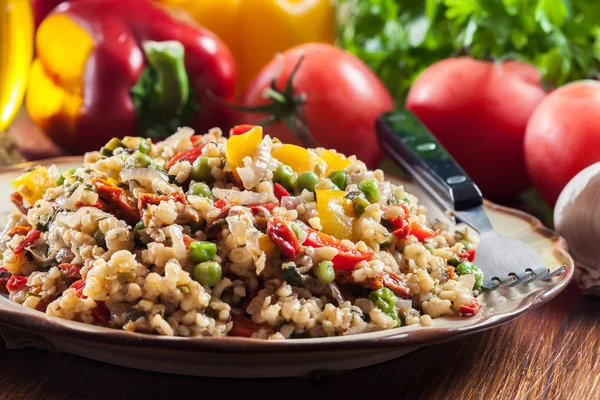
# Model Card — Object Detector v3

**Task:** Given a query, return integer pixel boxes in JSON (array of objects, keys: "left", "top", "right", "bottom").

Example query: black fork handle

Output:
[{"left": 376, "top": 110, "right": 483, "bottom": 212}]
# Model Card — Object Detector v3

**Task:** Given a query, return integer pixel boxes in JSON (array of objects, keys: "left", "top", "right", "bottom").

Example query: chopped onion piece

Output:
[
  {"left": 212, "top": 188, "right": 269, "bottom": 205},
  {"left": 120, "top": 168, "right": 168, "bottom": 186}
]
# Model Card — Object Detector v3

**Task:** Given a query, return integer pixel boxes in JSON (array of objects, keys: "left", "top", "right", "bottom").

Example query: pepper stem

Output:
[{"left": 142, "top": 40, "right": 190, "bottom": 116}]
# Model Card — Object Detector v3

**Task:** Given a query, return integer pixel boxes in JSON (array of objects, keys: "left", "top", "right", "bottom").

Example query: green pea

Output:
[
  {"left": 57, "top": 168, "right": 76, "bottom": 186},
  {"left": 353, "top": 196, "right": 370, "bottom": 217},
  {"left": 358, "top": 179, "right": 380, "bottom": 203},
  {"left": 189, "top": 241, "right": 217, "bottom": 263},
  {"left": 327, "top": 170, "right": 347, "bottom": 190},
  {"left": 369, "top": 287, "right": 401, "bottom": 326},
  {"left": 191, "top": 156, "right": 212, "bottom": 182},
  {"left": 193, "top": 261, "right": 222, "bottom": 287},
  {"left": 187, "top": 182, "right": 212, "bottom": 198},
  {"left": 138, "top": 139, "right": 151, "bottom": 154},
  {"left": 297, "top": 171, "right": 319, "bottom": 192},
  {"left": 456, "top": 261, "right": 484, "bottom": 290},
  {"left": 133, "top": 221, "right": 145, "bottom": 245},
  {"left": 125, "top": 151, "right": 153, "bottom": 169},
  {"left": 314, "top": 260, "right": 335, "bottom": 284},
  {"left": 94, "top": 228, "right": 107, "bottom": 250},
  {"left": 274, "top": 164, "right": 295, "bottom": 191},
  {"left": 100, "top": 138, "right": 126, "bottom": 157}
]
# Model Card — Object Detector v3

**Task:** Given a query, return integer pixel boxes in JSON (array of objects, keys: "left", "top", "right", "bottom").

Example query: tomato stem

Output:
[{"left": 205, "top": 54, "right": 319, "bottom": 146}]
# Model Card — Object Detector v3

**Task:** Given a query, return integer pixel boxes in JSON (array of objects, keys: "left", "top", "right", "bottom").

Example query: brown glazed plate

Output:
[{"left": 0, "top": 157, "right": 574, "bottom": 378}]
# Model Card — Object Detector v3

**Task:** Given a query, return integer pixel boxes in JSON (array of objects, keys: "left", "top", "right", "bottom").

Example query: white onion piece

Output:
[
  {"left": 237, "top": 137, "right": 274, "bottom": 190},
  {"left": 121, "top": 167, "right": 168, "bottom": 186},
  {"left": 212, "top": 188, "right": 269, "bottom": 205},
  {"left": 58, "top": 184, "right": 87, "bottom": 210},
  {"left": 396, "top": 298, "right": 413, "bottom": 312},
  {"left": 554, "top": 162, "right": 600, "bottom": 296},
  {"left": 165, "top": 225, "right": 187, "bottom": 265},
  {"left": 281, "top": 196, "right": 302, "bottom": 210}
]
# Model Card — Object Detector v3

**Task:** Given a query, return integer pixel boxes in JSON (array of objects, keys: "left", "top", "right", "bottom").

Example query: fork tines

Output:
[{"left": 487, "top": 266, "right": 567, "bottom": 291}]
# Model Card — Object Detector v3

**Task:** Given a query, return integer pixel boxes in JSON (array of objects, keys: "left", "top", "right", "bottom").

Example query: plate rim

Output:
[{"left": 0, "top": 156, "right": 574, "bottom": 354}]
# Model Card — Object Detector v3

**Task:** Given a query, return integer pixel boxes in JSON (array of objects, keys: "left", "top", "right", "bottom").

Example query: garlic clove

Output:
[{"left": 554, "top": 162, "right": 600, "bottom": 296}]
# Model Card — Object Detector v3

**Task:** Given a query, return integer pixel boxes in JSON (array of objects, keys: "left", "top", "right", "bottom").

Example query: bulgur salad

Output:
[{"left": 0, "top": 125, "right": 484, "bottom": 339}]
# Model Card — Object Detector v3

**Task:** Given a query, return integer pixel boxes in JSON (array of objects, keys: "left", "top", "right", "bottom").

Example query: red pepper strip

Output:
[
  {"left": 230, "top": 125, "right": 256, "bottom": 136},
  {"left": 273, "top": 183, "right": 290, "bottom": 201},
  {"left": 460, "top": 299, "right": 482, "bottom": 316},
  {"left": 364, "top": 272, "right": 411, "bottom": 299},
  {"left": 8, "top": 225, "right": 32, "bottom": 237},
  {"left": 462, "top": 249, "right": 476, "bottom": 262},
  {"left": 70, "top": 279, "right": 87, "bottom": 299},
  {"left": 166, "top": 145, "right": 206, "bottom": 171},
  {"left": 248, "top": 203, "right": 277, "bottom": 214},
  {"left": 300, "top": 224, "right": 373, "bottom": 272},
  {"left": 59, "top": 263, "right": 82, "bottom": 280},
  {"left": 13, "top": 228, "right": 41, "bottom": 255},
  {"left": 91, "top": 178, "right": 140, "bottom": 223},
  {"left": 91, "top": 301, "right": 110, "bottom": 326},
  {"left": 212, "top": 198, "right": 233, "bottom": 219},
  {"left": 228, "top": 314, "right": 265, "bottom": 337},
  {"left": 0, "top": 267, "right": 12, "bottom": 289},
  {"left": 267, "top": 217, "right": 302, "bottom": 259},
  {"left": 408, "top": 222, "right": 439, "bottom": 241},
  {"left": 386, "top": 203, "right": 438, "bottom": 241},
  {"left": 138, "top": 191, "right": 186, "bottom": 210},
  {"left": 10, "top": 192, "right": 28, "bottom": 215},
  {"left": 75, "top": 200, "right": 103, "bottom": 209},
  {"left": 6, "top": 275, "right": 28, "bottom": 291},
  {"left": 182, "top": 234, "right": 194, "bottom": 249},
  {"left": 190, "top": 135, "right": 203, "bottom": 146}
]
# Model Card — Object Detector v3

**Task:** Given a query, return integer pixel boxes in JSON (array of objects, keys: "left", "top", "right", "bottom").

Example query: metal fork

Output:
[{"left": 376, "top": 110, "right": 566, "bottom": 290}]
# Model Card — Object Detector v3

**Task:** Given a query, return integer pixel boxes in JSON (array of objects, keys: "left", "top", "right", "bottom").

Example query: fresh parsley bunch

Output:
[{"left": 336, "top": 0, "right": 600, "bottom": 103}]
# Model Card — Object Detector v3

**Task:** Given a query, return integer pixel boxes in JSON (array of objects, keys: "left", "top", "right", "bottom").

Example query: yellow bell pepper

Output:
[
  {"left": 0, "top": 0, "right": 34, "bottom": 130},
  {"left": 272, "top": 144, "right": 328, "bottom": 176},
  {"left": 155, "top": 0, "right": 336, "bottom": 94},
  {"left": 226, "top": 125, "right": 263, "bottom": 180},
  {"left": 315, "top": 189, "right": 355, "bottom": 240},
  {"left": 12, "top": 166, "right": 53, "bottom": 206},
  {"left": 321, "top": 150, "right": 351, "bottom": 174}
]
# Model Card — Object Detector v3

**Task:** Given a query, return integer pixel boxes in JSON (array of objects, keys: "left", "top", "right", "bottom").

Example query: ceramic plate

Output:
[{"left": 0, "top": 157, "right": 574, "bottom": 378}]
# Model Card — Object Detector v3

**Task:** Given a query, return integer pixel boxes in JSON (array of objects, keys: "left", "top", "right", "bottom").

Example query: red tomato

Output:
[
  {"left": 237, "top": 43, "right": 394, "bottom": 169},
  {"left": 406, "top": 57, "right": 546, "bottom": 200},
  {"left": 525, "top": 80, "right": 600, "bottom": 205}
]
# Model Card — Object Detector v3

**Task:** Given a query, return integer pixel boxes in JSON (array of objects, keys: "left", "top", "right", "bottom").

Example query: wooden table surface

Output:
[{"left": 1, "top": 282, "right": 598, "bottom": 400}]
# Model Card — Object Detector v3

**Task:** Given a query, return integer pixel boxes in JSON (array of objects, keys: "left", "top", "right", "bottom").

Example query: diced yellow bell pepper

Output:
[
  {"left": 226, "top": 126, "right": 263, "bottom": 181},
  {"left": 272, "top": 144, "right": 327, "bottom": 176},
  {"left": 315, "top": 189, "right": 355, "bottom": 240},
  {"left": 258, "top": 233, "right": 276, "bottom": 253},
  {"left": 321, "top": 150, "right": 351, "bottom": 174},
  {"left": 12, "top": 166, "right": 53, "bottom": 206}
]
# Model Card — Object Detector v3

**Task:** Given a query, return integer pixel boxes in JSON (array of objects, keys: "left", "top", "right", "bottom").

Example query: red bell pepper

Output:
[
  {"left": 228, "top": 314, "right": 266, "bottom": 337},
  {"left": 460, "top": 299, "right": 482, "bottom": 315},
  {"left": 462, "top": 249, "right": 476, "bottom": 262},
  {"left": 273, "top": 183, "right": 291, "bottom": 201},
  {"left": 364, "top": 272, "right": 411, "bottom": 299},
  {"left": 59, "top": 263, "right": 82, "bottom": 280},
  {"left": 6, "top": 275, "right": 28, "bottom": 291},
  {"left": 300, "top": 223, "right": 373, "bottom": 271},
  {"left": 91, "top": 301, "right": 110, "bottom": 326},
  {"left": 92, "top": 178, "right": 140, "bottom": 223},
  {"left": 138, "top": 191, "right": 186, "bottom": 210},
  {"left": 267, "top": 217, "right": 302, "bottom": 259},
  {"left": 387, "top": 203, "right": 438, "bottom": 241},
  {"left": 166, "top": 144, "right": 206, "bottom": 171},
  {"left": 248, "top": 203, "right": 278, "bottom": 214},
  {"left": 70, "top": 279, "right": 87, "bottom": 299},
  {"left": 13, "top": 228, "right": 41, "bottom": 254},
  {"left": 230, "top": 125, "right": 255, "bottom": 136},
  {"left": 27, "top": 0, "right": 235, "bottom": 154}
]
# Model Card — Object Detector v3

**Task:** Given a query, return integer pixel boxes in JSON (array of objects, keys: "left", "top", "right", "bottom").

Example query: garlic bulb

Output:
[{"left": 554, "top": 162, "right": 600, "bottom": 296}]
